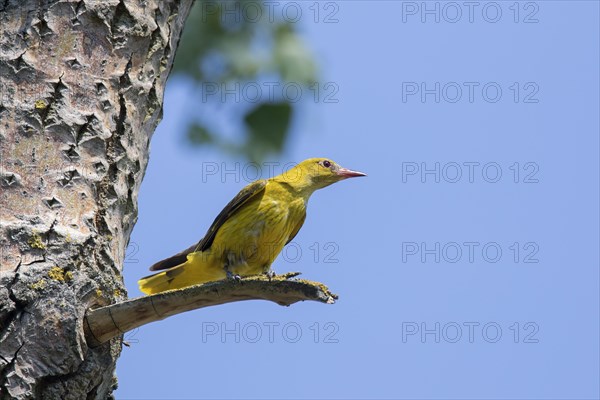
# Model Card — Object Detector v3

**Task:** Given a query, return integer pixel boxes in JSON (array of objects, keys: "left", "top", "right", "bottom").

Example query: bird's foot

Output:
[
  {"left": 226, "top": 270, "right": 242, "bottom": 281},
  {"left": 264, "top": 270, "right": 276, "bottom": 281}
]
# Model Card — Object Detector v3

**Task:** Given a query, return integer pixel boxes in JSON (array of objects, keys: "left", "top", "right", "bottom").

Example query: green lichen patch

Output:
[
  {"left": 47, "top": 266, "right": 73, "bottom": 282},
  {"left": 29, "top": 279, "right": 47, "bottom": 290},
  {"left": 28, "top": 232, "right": 46, "bottom": 249}
]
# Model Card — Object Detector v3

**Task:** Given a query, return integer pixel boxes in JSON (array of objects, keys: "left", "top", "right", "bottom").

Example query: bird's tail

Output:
[
  {"left": 138, "top": 252, "right": 225, "bottom": 295},
  {"left": 138, "top": 268, "right": 180, "bottom": 295}
]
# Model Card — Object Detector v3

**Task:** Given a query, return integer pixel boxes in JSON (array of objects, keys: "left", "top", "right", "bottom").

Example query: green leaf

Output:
[
  {"left": 187, "top": 123, "right": 216, "bottom": 145},
  {"left": 171, "top": 1, "right": 317, "bottom": 161},
  {"left": 244, "top": 102, "right": 292, "bottom": 160}
]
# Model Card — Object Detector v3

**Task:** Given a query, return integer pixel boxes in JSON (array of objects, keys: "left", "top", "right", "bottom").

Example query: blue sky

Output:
[{"left": 115, "top": 2, "right": 599, "bottom": 399}]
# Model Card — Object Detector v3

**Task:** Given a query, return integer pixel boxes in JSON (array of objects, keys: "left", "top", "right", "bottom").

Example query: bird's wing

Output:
[
  {"left": 195, "top": 179, "right": 267, "bottom": 252},
  {"left": 148, "top": 179, "right": 268, "bottom": 271},
  {"left": 147, "top": 243, "right": 199, "bottom": 272},
  {"left": 285, "top": 210, "right": 306, "bottom": 245}
]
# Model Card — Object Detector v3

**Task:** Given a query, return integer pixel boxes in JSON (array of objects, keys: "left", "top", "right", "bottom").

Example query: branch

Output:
[{"left": 83, "top": 272, "right": 337, "bottom": 347}]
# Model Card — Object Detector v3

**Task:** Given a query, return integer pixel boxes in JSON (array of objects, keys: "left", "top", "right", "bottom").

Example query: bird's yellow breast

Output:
[{"left": 200, "top": 181, "right": 307, "bottom": 276}]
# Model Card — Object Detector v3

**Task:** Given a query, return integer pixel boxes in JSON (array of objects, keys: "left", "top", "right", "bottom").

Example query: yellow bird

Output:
[{"left": 138, "top": 158, "right": 366, "bottom": 295}]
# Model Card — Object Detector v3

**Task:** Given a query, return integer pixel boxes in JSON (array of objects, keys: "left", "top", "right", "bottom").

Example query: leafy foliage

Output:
[{"left": 173, "top": 0, "right": 317, "bottom": 161}]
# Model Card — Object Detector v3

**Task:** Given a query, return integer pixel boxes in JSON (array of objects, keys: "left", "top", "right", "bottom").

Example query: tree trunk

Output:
[{"left": 0, "top": 1, "right": 193, "bottom": 398}]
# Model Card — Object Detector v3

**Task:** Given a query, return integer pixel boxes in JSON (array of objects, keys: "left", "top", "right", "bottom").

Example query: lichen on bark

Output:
[{"left": 0, "top": 1, "right": 193, "bottom": 398}]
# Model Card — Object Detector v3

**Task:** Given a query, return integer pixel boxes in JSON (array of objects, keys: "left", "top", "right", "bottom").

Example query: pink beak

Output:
[{"left": 337, "top": 167, "right": 367, "bottom": 178}]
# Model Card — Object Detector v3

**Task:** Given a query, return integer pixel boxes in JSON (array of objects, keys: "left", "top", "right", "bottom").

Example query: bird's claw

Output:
[
  {"left": 264, "top": 270, "right": 276, "bottom": 281},
  {"left": 226, "top": 270, "right": 241, "bottom": 281}
]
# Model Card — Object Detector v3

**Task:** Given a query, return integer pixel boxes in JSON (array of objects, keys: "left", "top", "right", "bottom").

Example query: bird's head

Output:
[{"left": 279, "top": 158, "right": 366, "bottom": 192}]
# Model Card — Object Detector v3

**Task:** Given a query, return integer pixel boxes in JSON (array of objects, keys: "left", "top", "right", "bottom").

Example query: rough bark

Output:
[{"left": 0, "top": 1, "right": 193, "bottom": 398}]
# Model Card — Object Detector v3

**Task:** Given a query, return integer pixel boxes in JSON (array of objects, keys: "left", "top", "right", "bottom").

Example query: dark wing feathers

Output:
[
  {"left": 148, "top": 179, "right": 268, "bottom": 271},
  {"left": 194, "top": 179, "right": 267, "bottom": 252},
  {"left": 148, "top": 243, "right": 198, "bottom": 271}
]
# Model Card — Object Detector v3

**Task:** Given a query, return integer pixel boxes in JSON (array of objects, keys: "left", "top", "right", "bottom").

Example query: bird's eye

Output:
[{"left": 322, "top": 160, "right": 331, "bottom": 168}]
